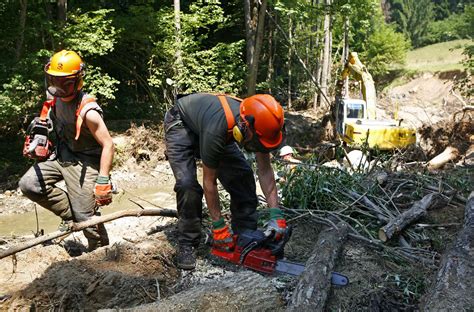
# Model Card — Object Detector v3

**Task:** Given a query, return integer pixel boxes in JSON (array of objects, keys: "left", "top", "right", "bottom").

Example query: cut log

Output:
[
  {"left": 378, "top": 193, "right": 446, "bottom": 242},
  {"left": 427, "top": 146, "right": 460, "bottom": 170},
  {"left": 421, "top": 192, "right": 474, "bottom": 310},
  {"left": 0, "top": 207, "right": 178, "bottom": 260},
  {"left": 111, "top": 271, "right": 283, "bottom": 312},
  {"left": 288, "top": 223, "right": 349, "bottom": 312}
]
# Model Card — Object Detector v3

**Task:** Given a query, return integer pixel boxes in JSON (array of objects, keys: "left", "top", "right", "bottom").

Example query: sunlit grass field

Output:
[{"left": 406, "top": 39, "right": 471, "bottom": 72}]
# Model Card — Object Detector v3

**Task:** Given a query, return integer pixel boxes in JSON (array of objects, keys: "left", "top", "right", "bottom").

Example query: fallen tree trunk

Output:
[
  {"left": 288, "top": 223, "right": 349, "bottom": 312},
  {"left": 421, "top": 192, "right": 474, "bottom": 310},
  {"left": 0, "top": 207, "right": 178, "bottom": 260},
  {"left": 427, "top": 146, "right": 460, "bottom": 170},
  {"left": 118, "top": 271, "right": 283, "bottom": 312},
  {"left": 378, "top": 193, "right": 446, "bottom": 242}
]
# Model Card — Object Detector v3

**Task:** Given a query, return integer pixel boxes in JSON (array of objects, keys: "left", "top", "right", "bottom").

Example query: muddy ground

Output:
[{"left": 0, "top": 73, "right": 472, "bottom": 310}]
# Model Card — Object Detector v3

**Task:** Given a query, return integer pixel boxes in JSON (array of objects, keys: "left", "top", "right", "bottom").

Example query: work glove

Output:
[
  {"left": 94, "top": 175, "right": 113, "bottom": 206},
  {"left": 266, "top": 207, "right": 287, "bottom": 240},
  {"left": 212, "top": 218, "right": 235, "bottom": 252}
]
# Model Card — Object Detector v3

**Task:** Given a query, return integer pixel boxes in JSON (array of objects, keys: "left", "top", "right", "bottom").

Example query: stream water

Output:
[{"left": 0, "top": 184, "right": 177, "bottom": 236}]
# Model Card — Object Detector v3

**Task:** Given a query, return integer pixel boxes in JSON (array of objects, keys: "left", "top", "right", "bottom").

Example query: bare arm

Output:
[
  {"left": 85, "top": 110, "right": 114, "bottom": 177},
  {"left": 256, "top": 152, "right": 279, "bottom": 208},
  {"left": 202, "top": 164, "right": 222, "bottom": 222}
]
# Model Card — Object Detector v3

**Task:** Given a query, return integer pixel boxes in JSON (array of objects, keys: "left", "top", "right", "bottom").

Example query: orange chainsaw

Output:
[{"left": 210, "top": 227, "right": 349, "bottom": 286}]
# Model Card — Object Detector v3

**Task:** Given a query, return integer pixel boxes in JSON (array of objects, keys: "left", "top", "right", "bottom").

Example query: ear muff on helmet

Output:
[
  {"left": 233, "top": 118, "right": 250, "bottom": 144},
  {"left": 233, "top": 125, "right": 244, "bottom": 143}
]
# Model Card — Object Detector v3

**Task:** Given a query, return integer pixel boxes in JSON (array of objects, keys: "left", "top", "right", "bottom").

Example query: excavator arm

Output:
[{"left": 339, "top": 52, "right": 377, "bottom": 120}]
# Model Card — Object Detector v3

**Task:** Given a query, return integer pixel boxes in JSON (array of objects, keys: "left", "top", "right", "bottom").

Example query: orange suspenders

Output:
[
  {"left": 39, "top": 96, "right": 96, "bottom": 140},
  {"left": 74, "top": 97, "right": 96, "bottom": 140},
  {"left": 215, "top": 94, "right": 242, "bottom": 139},
  {"left": 39, "top": 98, "right": 56, "bottom": 121}
]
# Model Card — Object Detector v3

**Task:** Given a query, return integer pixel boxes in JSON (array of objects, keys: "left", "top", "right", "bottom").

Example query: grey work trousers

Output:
[{"left": 19, "top": 159, "right": 108, "bottom": 248}]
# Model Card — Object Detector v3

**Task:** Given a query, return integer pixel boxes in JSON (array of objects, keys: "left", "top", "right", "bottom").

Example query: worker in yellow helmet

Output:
[{"left": 19, "top": 50, "right": 114, "bottom": 251}]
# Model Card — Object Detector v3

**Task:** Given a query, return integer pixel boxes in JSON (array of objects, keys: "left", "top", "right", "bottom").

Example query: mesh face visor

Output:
[{"left": 45, "top": 74, "right": 79, "bottom": 98}]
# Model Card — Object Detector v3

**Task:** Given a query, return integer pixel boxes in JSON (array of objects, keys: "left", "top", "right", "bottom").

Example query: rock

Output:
[
  {"left": 376, "top": 172, "right": 388, "bottom": 185},
  {"left": 343, "top": 150, "right": 369, "bottom": 172},
  {"left": 322, "top": 160, "right": 343, "bottom": 169},
  {"left": 4, "top": 191, "right": 11, "bottom": 197}
]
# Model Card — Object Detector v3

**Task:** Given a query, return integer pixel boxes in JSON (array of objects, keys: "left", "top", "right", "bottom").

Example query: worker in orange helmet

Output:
[
  {"left": 19, "top": 50, "right": 114, "bottom": 252},
  {"left": 164, "top": 93, "right": 286, "bottom": 270}
]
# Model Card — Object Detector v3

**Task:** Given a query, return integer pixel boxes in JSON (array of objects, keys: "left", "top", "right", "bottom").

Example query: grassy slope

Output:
[{"left": 405, "top": 39, "right": 471, "bottom": 72}]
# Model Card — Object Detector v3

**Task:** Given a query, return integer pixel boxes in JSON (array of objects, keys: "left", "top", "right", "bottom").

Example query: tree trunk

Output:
[
  {"left": 15, "top": 0, "right": 28, "bottom": 62},
  {"left": 287, "top": 15, "right": 293, "bottom": 109},
  {"left": 244, "top": 0, "right": 258, "bottom": 96},
  {"left": 245, "top": 0, "right": 267, "bottom": 96},
  {"left": 173, "top": 0, "right": 182, "bottom": 68},
  {"left": 318, "top": 0, "right": 331, "bottom": 108},
  {"left": 312, "top": 0, "right": 321, "bottom": 109},
  {"left": 0, "top": 208, "right": 178, "bottom": 260},
  {"left": 327, "top": 11, "right": 333, "bottom": 88},
  {"left": 342, "top": 16, "right": 349, "bottom": 97},
  {"left": 378, "top": 193, "right": 447, "bottom": 242},
  {"left": 125, "top": 271, "right": 284, "bottom": 311},
  {"left": 421, "top": 192, "right": 474, "bottom": 310},
  {"left": 266, "top": 10, "right": 275, "bottom": 93},
  {"left": 288, "top": 223, "right": 349, "bottom": 312},
  {"left": 57, "top": 0, "right": 67, "bottom": 24},
  {"left": 427, "top": 146, "right": 460, "bottom": 170}
]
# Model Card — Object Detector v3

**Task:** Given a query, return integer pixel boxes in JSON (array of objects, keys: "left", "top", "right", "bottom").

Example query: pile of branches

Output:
[{"left": 274, "top": 163, "right": 470, "bottom": 266}]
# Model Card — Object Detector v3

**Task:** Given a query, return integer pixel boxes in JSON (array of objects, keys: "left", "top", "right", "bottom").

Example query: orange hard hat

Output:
[{"left": 240, "top": 94, "right": 285, "bottom": 150}]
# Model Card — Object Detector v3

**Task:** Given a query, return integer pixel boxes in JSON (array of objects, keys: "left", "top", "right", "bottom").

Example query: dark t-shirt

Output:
[{"left": 176, "top": 93, "right": 241, "bottom": 169}]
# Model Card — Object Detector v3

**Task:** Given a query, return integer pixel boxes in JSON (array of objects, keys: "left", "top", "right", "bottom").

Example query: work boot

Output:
[
  {"left": 176, "top": 245, "right": 196, "bottom": 270},
  {"left": 85, "top": 223, "right": 109, "bottom": 252}
]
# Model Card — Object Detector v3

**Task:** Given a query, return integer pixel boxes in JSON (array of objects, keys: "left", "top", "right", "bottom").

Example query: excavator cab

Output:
[{"left": 335, "top": 98, "right": 367, "bottom": 136}]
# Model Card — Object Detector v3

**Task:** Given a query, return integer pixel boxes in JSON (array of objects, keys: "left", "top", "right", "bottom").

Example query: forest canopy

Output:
[{"left": 0, "top": 0, "right": 472, "bottom": 134}]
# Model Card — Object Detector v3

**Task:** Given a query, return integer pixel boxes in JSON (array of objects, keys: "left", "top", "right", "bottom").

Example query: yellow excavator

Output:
[{"left": 334, "top": 52, "right": 416, "bottom": 150}]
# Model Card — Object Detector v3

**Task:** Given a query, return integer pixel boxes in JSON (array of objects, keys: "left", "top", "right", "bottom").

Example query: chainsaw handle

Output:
[
  {"left": 28, "top": 138, "right": 39, "bottom": 153},
  {"left": 263, "top": 229, "right": 275, "bottom": 239}
]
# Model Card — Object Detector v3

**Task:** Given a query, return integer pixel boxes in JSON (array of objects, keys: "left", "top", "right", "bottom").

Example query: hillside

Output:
[{"left": 405, "top": 39, "right": 471, "bottom": 72}]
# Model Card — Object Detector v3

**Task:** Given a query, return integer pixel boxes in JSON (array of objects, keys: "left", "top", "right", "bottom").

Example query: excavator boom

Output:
[{"left": 341, "top": 52, "right": 377, "bottom": 120}]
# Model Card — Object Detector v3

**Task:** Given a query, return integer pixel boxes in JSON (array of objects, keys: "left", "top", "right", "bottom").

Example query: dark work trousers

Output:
[{"left": 164, "top": 106, "right": 258, "bottom": 247}]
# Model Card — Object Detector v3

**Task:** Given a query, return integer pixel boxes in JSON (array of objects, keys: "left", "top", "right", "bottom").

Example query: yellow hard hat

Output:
[
  {"left": 44, "top": 50, "right": 85, "bottom": 97},
  {"left": 45, "top": 50, "right": 84, "bottom": 76}
]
